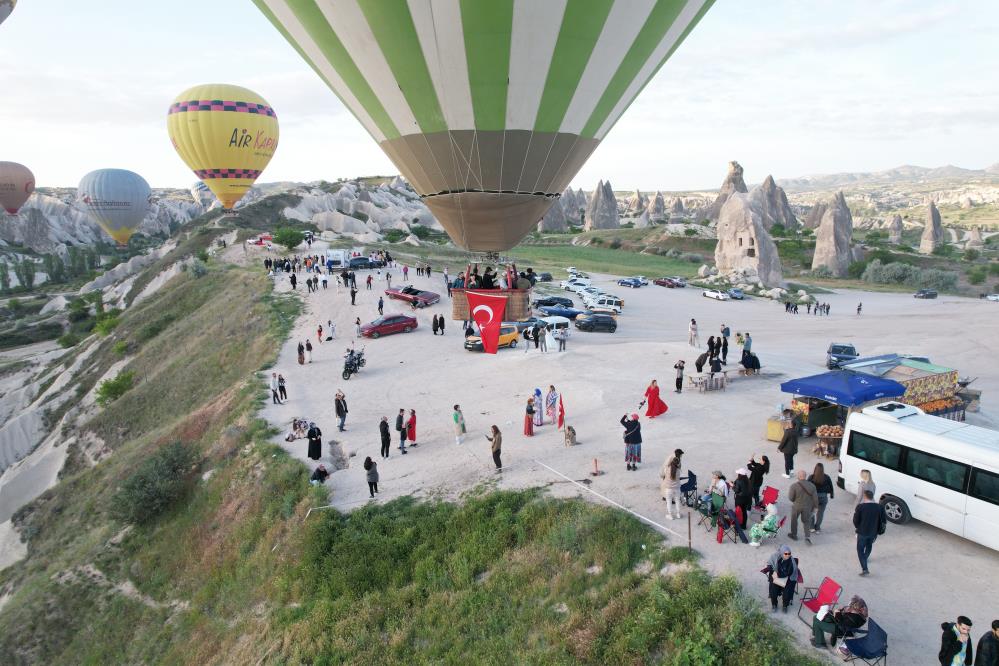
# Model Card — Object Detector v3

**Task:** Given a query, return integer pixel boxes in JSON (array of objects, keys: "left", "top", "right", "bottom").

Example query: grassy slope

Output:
[{"left": 0, "top": 252, "right": 818, "bottom": 665}]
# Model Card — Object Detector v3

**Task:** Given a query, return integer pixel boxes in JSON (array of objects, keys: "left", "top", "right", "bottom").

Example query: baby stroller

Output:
[{"left": 680, "top": 471, "right": 698, "bottom": 507}]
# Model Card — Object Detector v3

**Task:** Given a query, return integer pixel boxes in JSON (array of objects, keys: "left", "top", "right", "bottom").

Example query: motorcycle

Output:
[{"left": 342, "top": 347, "right": 366, "bottom": 380}]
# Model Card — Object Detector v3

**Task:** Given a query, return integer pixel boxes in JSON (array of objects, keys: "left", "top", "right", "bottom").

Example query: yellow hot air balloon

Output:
[{"left": 167, "top": 84, "right": 279, "bottom": 210}]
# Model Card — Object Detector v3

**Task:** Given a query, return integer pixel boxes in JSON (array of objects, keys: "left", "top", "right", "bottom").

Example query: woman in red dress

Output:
[
  {"left": 406, "top": 409, "right": 417, "bottom": 446},
  {"left": 524, "top": 398, "right": 535, "bottom": 436},
  {"left": 644, "top": 380, "right": 669, "bottom": 418}
]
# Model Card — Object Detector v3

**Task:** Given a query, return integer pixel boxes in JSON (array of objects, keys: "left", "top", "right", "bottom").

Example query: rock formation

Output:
[
  {"left": 627, "top": 189, "right": 647, "bottom": 214},
  {"left": 713, "top": 192, "right": 784, "bottom": 286},
  {"left": 584, "top": 180, "right": 619, "bottom": 230},
  {"left": 670, "top": 197, "right": 686, "bottom": 214},
  {"left": 646, "top": 191, "right": 666, "bottom": 220},
  {"left": 633, "top": 210, "right": 651, "bottom": 229},
  {"left": 706, "top": 161, "right": 748, "bottom": 221},
  {"left": 538, "top": 197, "right": 568, "bottom": 232},
  {"left": 960, "top": 196, "right": 975, "bottom": 209},
  {"left": 803, "top": 201, "right": 827, "bottom": 229},
  {"left": 919, "top": 201, "right": 943, "bottom": 254},
  {"left": 967, "top": 226, "right": 984, "bottom": 248},
  {"left": 888, "top": 214, "right": 903, "bottom": 244},
  {"left": 749, "top": 175, "right": 798, "bottom": 230},
  {"left": 811, "top": 191, "right": 854, "bottom": 277}
]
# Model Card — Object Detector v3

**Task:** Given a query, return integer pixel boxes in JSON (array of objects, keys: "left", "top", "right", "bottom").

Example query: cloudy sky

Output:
[{"left": 2, "top": 0, "right": 997, "bottom": 191}]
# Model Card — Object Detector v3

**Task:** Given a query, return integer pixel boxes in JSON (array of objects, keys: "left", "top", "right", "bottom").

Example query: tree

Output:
[
  {"left": 13, "top": 258, "right": 37, "bottom": 290},
  {"left": 42, "top": 253, "right": 67, "bottom": 283},
  {"left": 0, "top": 262, "right": 10, "bottom": 292},
  {"left": 273, "top": 227, "right": 305, "bottom": 252}
]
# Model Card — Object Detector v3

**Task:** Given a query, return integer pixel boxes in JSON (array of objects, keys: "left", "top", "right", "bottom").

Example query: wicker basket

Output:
[{"left": 451, "top": 288, "right": 532, "bottom": 321}]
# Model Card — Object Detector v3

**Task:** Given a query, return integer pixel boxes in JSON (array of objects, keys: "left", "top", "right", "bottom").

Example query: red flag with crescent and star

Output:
[{"left": 464, "top": 290, "right": 508, "bottom": 354}]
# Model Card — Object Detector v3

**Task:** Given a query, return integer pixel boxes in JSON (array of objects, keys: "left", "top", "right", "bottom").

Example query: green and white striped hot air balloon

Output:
[{"left": 253, "top": 0, "right": 713, "bottom": 252}]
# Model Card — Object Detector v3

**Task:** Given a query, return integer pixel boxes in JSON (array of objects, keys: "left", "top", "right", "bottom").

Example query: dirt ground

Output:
[{"left": 261, "top": 244, "right": 999, "bottom": 664}]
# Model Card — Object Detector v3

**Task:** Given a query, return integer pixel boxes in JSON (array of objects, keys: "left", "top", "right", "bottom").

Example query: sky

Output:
[{"left": 2, "top": 0, "right": 998, "bottom": 192}]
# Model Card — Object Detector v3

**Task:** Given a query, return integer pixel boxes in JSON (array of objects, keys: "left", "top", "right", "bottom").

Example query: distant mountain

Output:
[{"left": 776, "top": 164, "right": 998, "bottom": 193}]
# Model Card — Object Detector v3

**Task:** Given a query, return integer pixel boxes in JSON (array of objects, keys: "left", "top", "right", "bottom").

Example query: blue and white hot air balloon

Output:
[{"left": 77, "top": 169, "right": 151, "bottom": 246}]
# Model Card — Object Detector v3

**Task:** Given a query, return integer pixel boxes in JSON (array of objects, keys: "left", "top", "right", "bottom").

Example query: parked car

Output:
[
  {"left": 505, "top": 317, "right": 543, "bottom": 333},
  {"left": 574, "top": 313, "right": 618, "bottom": 333},
  {"left": 538, "top": 305, "right": 587, "bottom": 319},
  {"left": 826, "top": 342, "right": 859, "bottom": 369},
  {"left": 654, "top": 277, "right": 680, "bottom": 288},
  {"left": 566, "top": 266, "right": 578, "bottom": 275},
  {"left": 727, "top": 288, "right": 745, "bottom": 300},
  {"left": 913, "top": 289, "right": 938, "bottom": 299},
  {"left": 583, "top": 295, "right": 623, "bottom": 313},
  {"left": 668, "top": 276, "right": 687, "bottom": 287},
  {"left": 538, "top": 315, "right": 571, "bottom": 330},
  {"left": 537, "top": 272, "right": 553, "bottom": 282},
  {"left": 617, "top": 277, "right": 643, "bottom": 288},
  {"left": 464, "top": 325, "right": 519, "bottom": 351},
  {"left": 702, "top": 289, "right": 730, "bottom": 301},
  {"left": 560, "top": 277, "right": 590, "bottom": 290},
  {"left": 579, "top": 286, "right": 604, "bottom": 299},
  {"left": 349, "top": 257, "right": 378, "bottom": 269},
  {"left": 987, "top": 294, "right": 999, "bottom": 302},
  {"left": 360, "top": 314, "right": 417, "bottom": 338},
  {"left": 533, "top": 295, "right": 574, "bottom": 308},
  {"left": 384, "top": 285, "right": 441, "bottom": 307},
  {"left": 632, "top": 276, "right": 649, "bottom": 285}
]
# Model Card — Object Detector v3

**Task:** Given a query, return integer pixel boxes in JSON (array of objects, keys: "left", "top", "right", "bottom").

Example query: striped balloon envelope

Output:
[
  {"left": 0, "top": 161, "right": 34, "bottom": 214},
  {"left": 252, "top": 0, "right": 713, "bottom": 251},
  {"left": 77, "top": 169, "right": 151, "bottom": 246},
  {"left": 167, "top": 84, "right": 280, "bottom": 210}
]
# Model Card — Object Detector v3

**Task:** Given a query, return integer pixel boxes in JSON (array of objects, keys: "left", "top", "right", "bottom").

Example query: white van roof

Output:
[{"left": 850, "top": 402, "right": 999, "bottom": 465}]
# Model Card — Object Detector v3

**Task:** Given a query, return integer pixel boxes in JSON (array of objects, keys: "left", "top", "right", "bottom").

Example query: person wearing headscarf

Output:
[
  {"left": 406, "top": 409, "right": 417, "bottom": 447},
  {"left": 733, "top": 468, "right": 753, "bottom": 529},
  {"left": 310, "top": 465, "right": 329, "bottom": 484},
  {"left": 524, "top": 398, "right": 535, "bottom": 437},
  {"left": 749, "top": 504, "right": 779, "bottom": 546},
  {"left": 812, "top": 595, "right": 869, "bottom": 650},
  {"left": 545, "top": 385, "right": 559, "bottom": 425},
  {"left": 764, "top": 544, "right": 799, "bottom": 613},
  {"left": 620, "top": 413, "right": 642, "bottom": 471},
  {"left": 533, "top": 388, "right": 544, "bottom": 426},
  {"left": 306, "top": 422, "right": 323, "bottom": 461}
]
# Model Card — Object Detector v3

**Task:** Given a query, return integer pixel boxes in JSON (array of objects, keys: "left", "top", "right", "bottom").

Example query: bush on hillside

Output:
[
  {"left": 810, "top": 266, "right": 832, "bottom": 278},
  {"left": 919, "top": 269, "right": 959, "bottom": 291},
  {"left": 847, "top": 260, "right": 868, "bottom": 279},
  {"left": 190, "top": 259, "right": 208, "bottom": 278},
  {"left": 861, "top": 259, "right": 958, "bottom": 291},
  {"left": 110, "top": 441, "right": 197, "bottom": 525},
  {"left": 683, "top": 227, "right": 698, "bottom": 236},
  {"left": 991, "top": 263, "right": 999, "bottom": 276},
  {"left": 96, "top": 370, "right": 134, "bottom": 406},
  {"left": 608, "top": 237, "right": 622, "bottom": 249},
  {"left": 967, "top": 266, "right": 987, "bottom": 285},
  {"left": 273, "top": 227, "right": 305, "bottom": 252},
  {"left": 963, "top": 248, "right": 980, "bottom": 261}
]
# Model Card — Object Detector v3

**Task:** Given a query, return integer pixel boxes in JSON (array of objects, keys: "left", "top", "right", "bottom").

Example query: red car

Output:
[
  {"left": 384, "top": 285, "right": 440, "bottom": 307},
  {"left": 359, "top": 314, "right": 418, "bottom": 338},
  {"left": 654, "top": 277, "right": 682, "bottom": 288}
]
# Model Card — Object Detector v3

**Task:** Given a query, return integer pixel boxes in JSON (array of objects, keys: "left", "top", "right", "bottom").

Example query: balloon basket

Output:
[{"left": 451, "top": 288, "right": 531, "bottom": 322}]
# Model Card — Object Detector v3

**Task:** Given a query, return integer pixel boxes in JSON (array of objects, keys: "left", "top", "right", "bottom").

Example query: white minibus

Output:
[{"left": 839, "top": 402, "right": 999, "bottom": 551}]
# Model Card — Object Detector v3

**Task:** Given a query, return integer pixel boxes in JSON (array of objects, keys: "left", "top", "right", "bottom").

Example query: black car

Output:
[
  {"left": 574, "top": 313, "right": 617, "bottom": 333},
  {"left": 826, "top": 343, "right": 859, "bottom": 369},
  {"left": 914, "top": 289, "right": 938, "bottom": 299},
  {"left": 349, "top": 257, "right": 376, "bottom": 269},
  {"left": 538, "top": 272, "right": 553, "bottom": 282},
  {"left": 533, "top": 295, "right": 574, "bottom": 308}
]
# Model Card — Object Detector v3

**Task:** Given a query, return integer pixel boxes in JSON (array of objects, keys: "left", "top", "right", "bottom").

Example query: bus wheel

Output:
[{"left": 880, "top": 496, "right": 911, "bottom": 524}]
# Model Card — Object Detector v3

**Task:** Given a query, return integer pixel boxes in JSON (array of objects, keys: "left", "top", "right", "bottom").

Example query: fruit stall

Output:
[
  {"left": 778, "top": 371, "right": 906, "bottom": 434},
  {"left": 843, "top": 357, "right": 966, "bottom": 421}
]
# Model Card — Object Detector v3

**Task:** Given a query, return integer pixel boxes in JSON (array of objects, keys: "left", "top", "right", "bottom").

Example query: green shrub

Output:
[
  {"left": 810, "top": 265, "right": 832, "bottom": 278},
  {"left": 383, "top": 229, "right": 406, "bottom": 243},
  {"left": 681, "top": 252, "right": 703, "bottom": 263},
  {"left": 989, "top": 263, "right": 999, "bottom": 276},
  {"left": 919, "top": 269, "right": 959, "bottom": 291},
  {"left": 847, "top": 260, "right": 868, "bottom": 279},
  {"left": 608, "top": 237, "right": 622, "bottom": 249},
  {"left": 410, "top": 224, "right": 431, "bottom": 240},
  {"left": 770, "top": 223, "right": 787, "bottom": 237},
  {"left": 196, "top": 248, "right": 210, "bottom": 263},
  {"left": 110, "top": 442, "right": 197, "bottom": 525},
  {"left": 190, "top": 259, "right": 208, "bottom": 278},
  {"left": 96, "top": 370, "right": 135, "bottom": 406},
  {"left": 94, "top": 314, "right": 121, "bottom": 336},
  {"left": 58, "top": 332, "right": 81, "bottom": 348},
  {"left": 112, "top": 340, "right": 129, "bottom": 355},
  {"left": 968, "top": 266, "right": 987, "bottom": 285},
  {"left": 963, "top": 248, "right": 980, "bottom": 261},
  {"left": 932, "top": 244, "right": 956, "bottom": 258},
  {"left": 683, "top": 227, "right": 698, "bottom": 236},
  {"left": 590, "top": 237, "right": 603, "bottom": 246},
  {"left": 272, "top": 227, "right": 305, "bottom": 251}
]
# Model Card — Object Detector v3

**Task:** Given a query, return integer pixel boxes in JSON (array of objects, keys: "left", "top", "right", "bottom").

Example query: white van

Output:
[
  {"left": 838, "top": 402, "right": 999, "bottom": 551},
  {"left": 326, "top": 249, "right": 349, "bottom": 268}
]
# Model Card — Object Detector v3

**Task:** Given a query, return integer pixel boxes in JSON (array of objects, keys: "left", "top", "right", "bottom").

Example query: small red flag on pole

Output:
[{"left": 557, "top": 394, "right": 565, "bottom": 430}]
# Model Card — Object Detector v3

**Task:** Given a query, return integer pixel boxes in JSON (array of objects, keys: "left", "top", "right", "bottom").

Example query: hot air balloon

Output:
[
  {"left": 252, "top": 0, "right": 713, "bottom": 252},
  {"left": 0, "top": 161, "right": 34, "bottom": 214},
  {"left": 77, "top": 169, "right": 151, "bottom": 246},
  {"left": 0, "top": 1, "right": 16, "bottom": 28},
  {"left": 167, "top": 84, "right": 279, "bottom": 210}
]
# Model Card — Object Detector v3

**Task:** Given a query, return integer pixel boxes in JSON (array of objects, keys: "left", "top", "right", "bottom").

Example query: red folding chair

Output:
[
  {"left": 797, "top": 576, "right": 843, "bottom": 626},
  {"left": 756, "top": 486, "right": 779, "bottom": 515}
]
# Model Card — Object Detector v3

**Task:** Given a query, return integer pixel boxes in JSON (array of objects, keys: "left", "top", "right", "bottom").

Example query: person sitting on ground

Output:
[
  {"left": 749, "top": 503, "right": 779, "bottom": 547},
  {"left": 310, "top": 465, "right": 329, "bottom": 485},
  {"left": 812, "top": 595, "right": 868, "bottom": 650}
]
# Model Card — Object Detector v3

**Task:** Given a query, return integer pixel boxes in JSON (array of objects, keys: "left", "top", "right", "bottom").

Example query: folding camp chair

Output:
[
  {"left": 842, "top": 618, "right": 888, "bottom": 666},
  {"left": 719, "top": 508, "right": 749, "bottom": 544},
  {"left": 755, "top": 485, "right": 779, "bottom": 517},
  {"left": 763, "top": 516, "right": 786, "bottom": 542},
  {"left": 697, "top": 492, "right": 725, "bottom": 530},
  {"left": 679, "top": 472, "right": 698, "bottom": 507},
  {"left": 797, "top": 576, "right": 843, "bottom": 626}
]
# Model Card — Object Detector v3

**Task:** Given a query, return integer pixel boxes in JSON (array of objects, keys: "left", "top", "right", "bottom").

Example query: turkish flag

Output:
[
  {"left": 557, "top": 394, "right": 565, "bottom": 430},
  {"left": 465, "top": 290, "right": 507, "bottom": 354}
]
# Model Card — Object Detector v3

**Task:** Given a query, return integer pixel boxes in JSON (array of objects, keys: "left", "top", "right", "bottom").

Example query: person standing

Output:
[
  {"left": 350, "top": 287, "right": 358, "bottom": 305},
  {"left": 532, "top": 326, "right": 541, "bottom": 350},
  {"left": 974, "top": 620, "right": 999, "bottom": 666},
  {"left": 643, "top": 379, "right": 668, "bottom": 418},
  {"left": 556, "top": 327, "right": 566, "bottom": 351},
  {"left": 297, "top": 341, "right": 305, "bottom": 365},
  {"left": 688, "top": 318, "right": 699, "bottom": 346},
  {"left": 856, "top": 302, "right": 862, "bottom": 316},
  {"left": 270, "top": 372, "right": 281, "bottom": 404},
  {"left": 355, "top": 317, "right": 362, "bottom": 338},
  {"left": 524, "top": 398, "right": 536, "bottom": 437},
  {"left": 765, "top": 544, "right": 799, "bottom": 613},
  {"left": 438, "top": 315, "right": 445, "bottom": 336},
  {"left": 748, "top": 453, "right": 770, "bottom": 506},
  {"left": 277, "top": 374, "right": 287, "bottom": 402},
  {"left": 720, "top": 323, "right": 730, "bottom": 342},
  {"left": 545, "top": 385, "right": 559, "bottom": 425},
  {"left": 707, "top": 335, "right": 717, "bottom": 359},
  {"left": 939, "top": 616, "right": 974, "bottom": 666},
  {"left": 620, "top": 413, "right": 642, "bottom": 471},
  {"left": 306, "top": 422, "right": 323, "bottom": 461},
  {"left": 432, "top": 314, "right": 439, "bottom": 335},
  {"left": 660, "top": 449, "right": 684, "bottom": 520},
  {"left": 453, "top": 404, "right": 466, "bottom": 444},
  {"left": 334, "top": 390, "right": 348, "bottom": 431},
  {"left": 406, "top": 409, "right": 417, "bottom": 447},
  {"left": 395, "top": 408, "right": 408, "bottom": 454},
  {"left": 721, "top": 336, "right": 729, "bottom": 364},
  {"left": 808, "top": 463, "right": 834, "bottom": 532},
  {"left": 673, "top": 360, "right": 685, "bottom": 393},
  {"left": 778, "top": 410, "right": 799, "bottom": 478},
  {"left": 733, "top": 468, "right": 753, "bottom": 529},
  {"left": 379, "top": 416, "right": 391, "bottom": 459},
  {"left": 852, "top": 489, "right": 887, "bottom": 575},
  {"left": 532, "top": 388, "right": 544, "bottom": 427},
  {"left": 486, "top": 425, "right": 503, "bottom": 471},
  {"left": 787, "top": 470, "right": 818, "bottom": 544},
  {"left": 856, "top": 469, "right": 876, "bottom": 506},
  {"left": 305, "top": 340, "right": 313, "bottom": 363},
  {"left": 366, "top": 274, "right": 373, "bottom": 290},
  {"left": 377, "top": 297, "right": 384, "bottom": 315},
  {"left": 743, "top": 332, "right": 753, "bottom": 352},
  {"left": 363, "top": 456, "right": 379, "bottom": 498},
  {"left": 403, "top": 265, "right": 409, "bottom": 280},
  {"left": 290, "top": 273, "right": 297, "bottom": 290}
]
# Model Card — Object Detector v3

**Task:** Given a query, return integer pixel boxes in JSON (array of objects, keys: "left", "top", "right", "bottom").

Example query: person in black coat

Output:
[
  {"left": 748, "top": 454, "right": 770, "bottom": 506},
  {"left": 334, "top": 391, "right": 348, "bottom": 431},
  {"left": 306, "top": 422, "right": 322, "bottom": 461},
  {"left": 733, "top": 468, "right": 752, "bottom": 528},
  {"left": 976, "top": 620, "right": 999, "bottom": 666},
  {"left": 721, "top": 335, "right": 729, "bottom": 364},
  {"left": 620, "top": 414, "right": 642, "bottom": 471},
  {"left": 777, "top": 410, "right": 798, "bottom": 477},
  {"left": 939, "top": 617, "right": 974, "bottom": 665},
  {"left": 395, "top": 409, "right": 408, "bottom": 454},
  {"left": 853, "top": 490, "right": 887, "bottom": 575},
  {"left": 310, "top": 465, "right": 329, "bottom": 484},
  {"left": 379, "top": 416, "right": 391, "bottom": 459},
  {"left": 694, "top": 351, "right": 709, "bottom": 373}
]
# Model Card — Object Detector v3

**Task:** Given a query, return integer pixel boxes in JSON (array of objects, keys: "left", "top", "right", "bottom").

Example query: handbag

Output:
[{"left": 773, "top": 576, "right": 788, "bottom": 588}]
